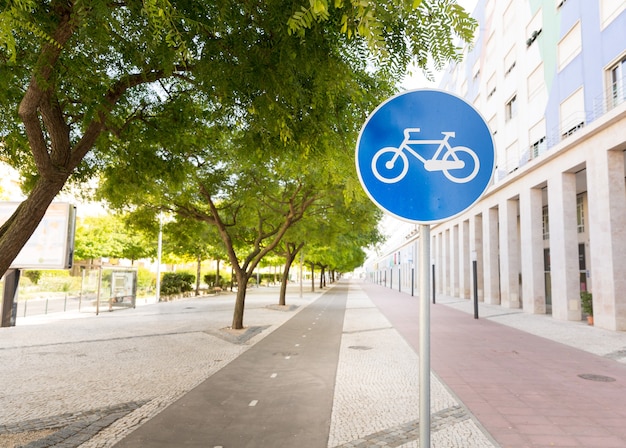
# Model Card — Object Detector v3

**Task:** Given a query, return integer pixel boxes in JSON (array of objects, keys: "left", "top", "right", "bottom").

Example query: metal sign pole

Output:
[
  {"left": 355, "top": 89, "right": 495, "bottom": 448},
  {"left": 419, "top": 224, "right": 431, "bottom": 447}
]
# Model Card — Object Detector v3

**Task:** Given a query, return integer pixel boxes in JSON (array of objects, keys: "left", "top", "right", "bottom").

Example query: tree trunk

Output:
[
  {"left": 310, "top": 262, "right": 315, "bottom": 292},
  {"left": 278, "top": 242, "right": 304, "bottom": 306},
  {"left": 216, "top": 259, "right": 220, "bottom": 287},
  {"left": 195, "top": 254, "right": 201, "bottom": 296},
  {"left": 319, "top": 266, "right": 325, "bottom": 289},
  {"left": 231, "top": 270, "right": 250, "bottom": 329},
  {"left": 279, "top": 253, "right": 297, "bottom": 306}
]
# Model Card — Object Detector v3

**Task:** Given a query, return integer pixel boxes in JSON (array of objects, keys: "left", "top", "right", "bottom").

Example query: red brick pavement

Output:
[{"left": 362, "top": 281, "right": 626, "bottom": 448}]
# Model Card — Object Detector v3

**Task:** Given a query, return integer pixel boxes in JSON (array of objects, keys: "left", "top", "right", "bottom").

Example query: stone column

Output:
[
  {"left": 483, "top": 206, "right": 500, "bottom": 305},
  {"left": 499, "top": 199, "right": 520, "bottom": 308},
  {"left": 436, "top": 232, "right": 443, "bottom": 294},
  {"left": 459, "top": 220, "right": 470, "bottom": 299},
  {"left": 587, "top": 150, "right": 626, "bottom": 330},
  {"left": 470, "top": 214, "right": 484, "bottom": 301},
  {"left": 519, "top": 187, "right": 546, "bottom": 314},
  {"left": 451, "top": 224, "right": 459, "bottom": 297},
  {"left": 548, "top": 172, "right": 580, "bottom": 321}
]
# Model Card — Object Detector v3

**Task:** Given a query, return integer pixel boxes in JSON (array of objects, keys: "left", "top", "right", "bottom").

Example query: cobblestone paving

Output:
[
  {"left": 328, "top": 285, "right": 497, "bottom": 448},
  {"left": 0, "top": 292, "right": 312, "bottom": 448},
  {"left": 0, "top": 401, "right": 146, "bottom": 448},
  {"left": 332, "top": 405, "right": 469, "bottom": 447}
]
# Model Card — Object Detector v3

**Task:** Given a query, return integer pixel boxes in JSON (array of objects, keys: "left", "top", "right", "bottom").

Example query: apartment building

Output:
[{"left": 364, "top": 0, "right": 626, "bottom": 331}]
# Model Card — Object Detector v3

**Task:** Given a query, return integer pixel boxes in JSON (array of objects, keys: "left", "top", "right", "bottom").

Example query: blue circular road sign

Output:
[{"left": 356, "top": 89, "right": 495, "bottom": 224}]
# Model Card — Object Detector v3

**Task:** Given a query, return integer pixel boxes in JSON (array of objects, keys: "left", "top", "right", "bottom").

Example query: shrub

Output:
[
  {"left": 203, "top": 272, "right": 229, "bottom": 288},
  {"left": 23, "top": 270, "right": 42, "bottom": 285},
  {"left": 160, "top": 272, "right": 195, "bottom": 296},
  {"left": 580, "top": 291, "right": 593, "bottom": 316}
]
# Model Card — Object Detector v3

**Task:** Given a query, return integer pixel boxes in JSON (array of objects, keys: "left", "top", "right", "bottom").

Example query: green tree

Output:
[
  {"left": 304, "top": 187, "right": 382, "bottom": 289},
  {"left": 0, "top": 0, "right": 475, "bottom": 284},
  {"left": 74, "top": 214, "right": 154, "bottom": 263},
  {"left": 162, "top": 216, "right": 226, "bottom": 295},
  {"left": 144, "top": 150, "right": 320, "bottom": 329},
  {"left": 275, "top": 176, "right": 383, "bottom": 301},
  {"left": 274, "top": 240, "right": 306, "bottom": 306}
]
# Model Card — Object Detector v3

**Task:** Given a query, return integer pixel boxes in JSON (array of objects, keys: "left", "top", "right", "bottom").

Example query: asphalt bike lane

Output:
[{"left": 114, "top": 284, "right": 347, "bottom": 448}]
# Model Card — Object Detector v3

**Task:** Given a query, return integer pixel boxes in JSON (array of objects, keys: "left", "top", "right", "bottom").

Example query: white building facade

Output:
[{"left": 364, "top": 0, "right": 626, "bottom": 331}]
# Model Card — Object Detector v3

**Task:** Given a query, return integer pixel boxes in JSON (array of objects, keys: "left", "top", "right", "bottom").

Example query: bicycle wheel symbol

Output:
[
  {"left": 441, "top": 146, "right": 479, "bottom": 183},
  {"left": 371, "top": 148, "right": 409, "bottom": 183}
]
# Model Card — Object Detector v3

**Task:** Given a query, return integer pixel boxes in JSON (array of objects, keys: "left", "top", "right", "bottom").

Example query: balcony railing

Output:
[{"left": 495, "top": 79, "right": 626, "bottom": 182}]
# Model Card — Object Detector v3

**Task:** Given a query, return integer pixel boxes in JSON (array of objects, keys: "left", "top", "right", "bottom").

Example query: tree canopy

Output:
[
  {"left": 74, "top": 214, "right": 154, "bottom": 263},
  {"left": 0, "top": 1, "right": 476, "bottom": 323}
]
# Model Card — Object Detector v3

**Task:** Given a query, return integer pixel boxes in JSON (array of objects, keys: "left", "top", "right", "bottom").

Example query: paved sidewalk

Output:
[
  {"left": 0, "top": 286, "right": 322, "bottom": 447},
  {"left": 2, "top": 280, "right": 626, "bottom": 447},
  {"left": 0, "top": 281, "right": 495, "bottom": 448}
]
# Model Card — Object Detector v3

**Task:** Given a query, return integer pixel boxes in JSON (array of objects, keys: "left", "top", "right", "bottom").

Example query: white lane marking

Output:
[
  {"left": 270, "top": 373, "right": 278, "bottom": 378},
  {"left": 249, "top": 400, "right": 259, "bottom": 407}
]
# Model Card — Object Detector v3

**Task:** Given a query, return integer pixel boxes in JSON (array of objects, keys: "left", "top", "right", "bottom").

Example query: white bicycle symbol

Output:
[{"left": 371, "top": 128, "right": 480, "bottom": 184}]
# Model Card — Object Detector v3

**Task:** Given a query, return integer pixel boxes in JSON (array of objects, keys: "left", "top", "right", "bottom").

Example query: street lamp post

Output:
[{"left": 155, "top": 213, "right": 163, "bottom": 303}]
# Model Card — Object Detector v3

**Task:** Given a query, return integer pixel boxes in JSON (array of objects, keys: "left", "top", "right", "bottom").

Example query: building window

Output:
[
  {"left": 474, "top": 94, "right": 481, "bottom": 109},
  {"left": 560, "top": 87, "right": 585, "bottom": 138},
  {"left": 558, "top": 21, "right": 581, "bottom": 71},
  {"left": 472, "top": 60, "right": 481, "bottom": 81},
  {"left": 504, "top": 46, "right": 516, "bottom": 76},
  {"left": 505, "top": 95, "right": 518, "bottom": 121},
  {"left": 600, "top": 0, "right": 625, "bottom": 28},
  {"left": 530, "top": 137, "right": 546, "bottom": 159},
  {"left": 542, "top": 206, "right": 549, "bottom": 240},
  {"left": 528, "top": 63, "right": 544, "bottom": 101},
  {"left": 486, "top": 33, "right": 495, "bottom": 61},
  {"left": 609, "top": 55, "right": 626, "bottom": 109},
  {"left": 526, "top": 29, "right": 542, "bottom": 47},
  {"left": 505, "top": 140, "right": 519, "bottom": 173},
  {"left": 526, "top": 9, "right": 543, "bottom": 47},
  {"left": 577, "top": 194, "right": 585, "bottom": 233},
  {"left": 503, "top": 1, "right": 515, "bottom": 33},
  {"left": 487, "top": 73, "right": 496, "bottom": 98},
  {"left": 529, "top": 118, "right": 546, "bottom": 158},
  {"left": 488, "top": 115, "right": 497, "bottom": 135}
]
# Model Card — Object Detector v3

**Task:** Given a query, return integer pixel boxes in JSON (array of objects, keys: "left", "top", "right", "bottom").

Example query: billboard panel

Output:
[{"left": 0, "top": 202, "right": 76, "bottom": 269}]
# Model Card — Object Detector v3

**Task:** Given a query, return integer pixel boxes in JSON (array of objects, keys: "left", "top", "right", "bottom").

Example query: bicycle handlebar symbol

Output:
[{"left": 371, "top": 128, "right": 480, "bottom": 184}]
